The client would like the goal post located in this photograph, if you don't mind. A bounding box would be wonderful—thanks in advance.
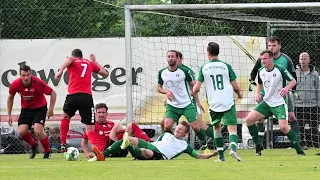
[125,2,320,149]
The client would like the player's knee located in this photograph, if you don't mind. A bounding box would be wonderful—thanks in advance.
[279,122,290,133]
[63,113,71,119]
[288,112,296,122]
[141,148,153,158]
[18,130,28,137]
[190,121,200,131]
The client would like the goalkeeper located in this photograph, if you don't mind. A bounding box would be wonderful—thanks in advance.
[248,36,300,155]
[90,121,218,161]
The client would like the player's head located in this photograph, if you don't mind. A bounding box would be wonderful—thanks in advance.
[19,65,32,86]
[207,42,219,58]
[260,50,274,66]
[299,52,310,68]
[95,103,108,123]
[71,49,83,58]
[267,36,281,55]
[174,121,190,139]
[167,50,178,67]
[176,51,183,66]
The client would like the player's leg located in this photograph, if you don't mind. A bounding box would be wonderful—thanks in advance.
[79,94,98,149]
[160,114,165,133]
[209,110,224,161]
[124,136,161,160]
[126,123,150,142]
[311,107,320,148]
[246,101,272,155]
[287,92,301,146]
[17,108,38,159]
[60,94,77,152]
[164,104,181,133]
[272,104,304,156]
[256,94,265,146]
[223,105,242,161]
[32,105,51,158]
[194,104,210,150]
[183,103,206,150]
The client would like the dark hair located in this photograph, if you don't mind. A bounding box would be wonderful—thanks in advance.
[176,51,183,59]
[179,121,190,133]
[71,49,83,58]
[95,103,108,111]
[50,127,60,134]
[267,36,281,45]
[260,50,274,58]
[167,50,178,57]
[19,65,31,73]
[207,42,219,56]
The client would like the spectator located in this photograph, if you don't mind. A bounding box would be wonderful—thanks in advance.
[49,127,61,153]
[295,52,320,149]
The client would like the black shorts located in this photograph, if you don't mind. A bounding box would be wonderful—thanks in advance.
[63,93,95,125]
[18,105,47,129]
[105,140,129,157]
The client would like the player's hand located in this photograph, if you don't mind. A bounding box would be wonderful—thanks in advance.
[163,98,167,106]
[237,91,243,99]
[248,79,256,91]
[55,71,63,80]
[255,93,261,103]
[86,153,94,159]
[197,102,205,113]
[280,88,289,97]
[47,108,54,119]
[90,54,96,62]
[166,91,174,101]
[7,116,13,126]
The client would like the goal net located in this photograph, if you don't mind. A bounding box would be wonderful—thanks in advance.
[125,3,320,149]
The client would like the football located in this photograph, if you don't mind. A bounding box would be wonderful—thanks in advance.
[64,147,80,161]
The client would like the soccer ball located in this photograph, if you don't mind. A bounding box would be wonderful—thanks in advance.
[64,147,80,161]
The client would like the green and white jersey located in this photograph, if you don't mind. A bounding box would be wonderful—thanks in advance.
[158,66,195,108]
[198,59,237,112]
[152,132,198,160]
[258,64,294,107]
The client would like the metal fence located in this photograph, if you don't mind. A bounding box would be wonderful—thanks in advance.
[1,1,320,154]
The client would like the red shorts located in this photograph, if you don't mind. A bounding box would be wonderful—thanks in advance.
[116,130,125,140]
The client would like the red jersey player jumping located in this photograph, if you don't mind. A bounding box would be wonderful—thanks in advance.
[7,65,57,159]
[55,49,108,152]
[82,103,151,159]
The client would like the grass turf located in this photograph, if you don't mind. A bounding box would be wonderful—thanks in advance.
[0,149,320,180]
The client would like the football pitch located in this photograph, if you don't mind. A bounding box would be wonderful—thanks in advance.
[1,149,320,180]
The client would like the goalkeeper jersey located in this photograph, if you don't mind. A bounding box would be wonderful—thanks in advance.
[158,66,195,108]
[152,132,198,160]
[197,59,237,112]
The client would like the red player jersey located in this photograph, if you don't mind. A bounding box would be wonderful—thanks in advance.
[67,58,100,95]
[83,121,115,152]
[9,76,52,109]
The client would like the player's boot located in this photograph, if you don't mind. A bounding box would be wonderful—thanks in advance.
[199,144,208,151]
[229,150,242,162]
[61,144,67,153]
[214,157,225,162]
[43,151,51,159]
[120,132,130,150]
[297,151,305,157]
[88,156,98,162]
[91,145,105,161]
[255,144,264,156]
[30,142,38,159]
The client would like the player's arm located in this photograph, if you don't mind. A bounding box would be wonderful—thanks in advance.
[282,70,296,91]
[249,58,261,85]
[81,132,93,158]
[55,56,74,79]
[7,82,17,126]
[90,54,108,77]
[185,145,216,159]
[48,90,57,117]
[193,66,204,94]
[284,54,297,90]
[227,64,242,98]
[255,73,263,102]
[157,70,173,100]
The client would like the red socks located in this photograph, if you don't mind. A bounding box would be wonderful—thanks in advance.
[131,123,150,142]
[39,136,50,153]
[87,130,97,145]
[60,118,70,144]
[21,131,36,146]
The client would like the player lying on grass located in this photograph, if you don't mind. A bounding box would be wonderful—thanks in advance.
[90,121,217,161]
[82,103,150,159]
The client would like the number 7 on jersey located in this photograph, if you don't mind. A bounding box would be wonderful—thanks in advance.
[80,63,88,77]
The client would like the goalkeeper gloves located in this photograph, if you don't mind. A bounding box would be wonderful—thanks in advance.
[248,79,257,91]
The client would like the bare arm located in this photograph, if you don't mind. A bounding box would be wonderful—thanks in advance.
[7,94,14,118]
[90,54,108,77]
[256,83,262,96]
[49,90,57,112]
[195,152,217,159]
[231,80,242,98]
[285,79,297,91]
[81,138,90,157]
[193,81,202,94]
[59,57,74,73]
[157,84,168,94]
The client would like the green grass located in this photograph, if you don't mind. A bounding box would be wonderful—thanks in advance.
[1,149,320,180]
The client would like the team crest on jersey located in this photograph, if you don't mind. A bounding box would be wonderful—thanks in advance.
[273,73,276,77]
[166,80,174,88]
[176,74,180,77]
[264,81,271,88]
